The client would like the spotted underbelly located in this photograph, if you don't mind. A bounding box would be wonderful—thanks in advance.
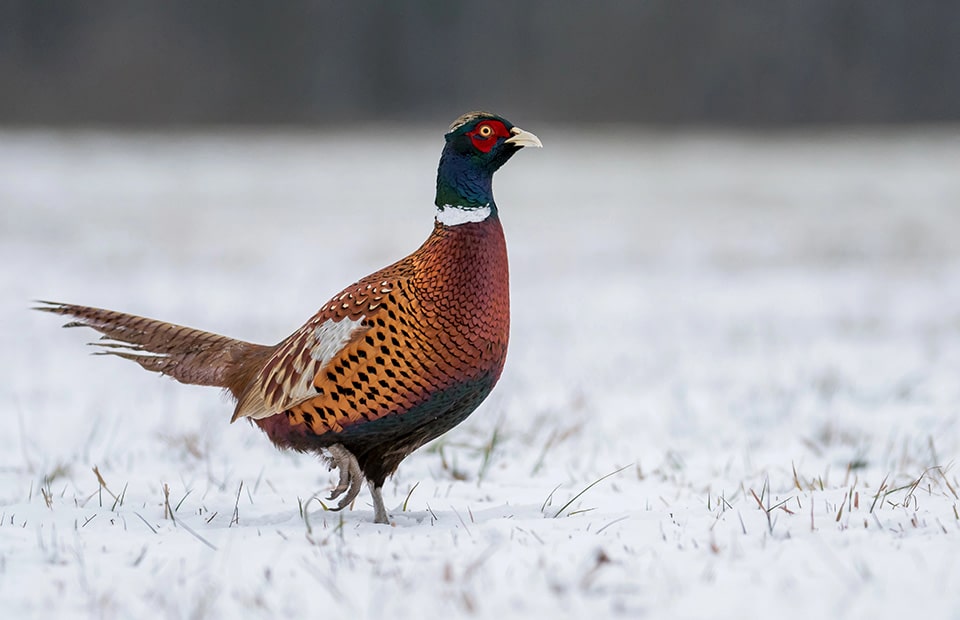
[255,372,497,454]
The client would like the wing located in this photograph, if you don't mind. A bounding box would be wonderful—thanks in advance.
[232,278,397,421]
[280,275,448,436]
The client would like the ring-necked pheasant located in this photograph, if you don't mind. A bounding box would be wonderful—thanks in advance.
[36,112,541,524]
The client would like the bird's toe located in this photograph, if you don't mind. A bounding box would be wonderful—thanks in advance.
[325,443,364,510]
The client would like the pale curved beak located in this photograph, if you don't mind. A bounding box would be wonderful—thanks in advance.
[505,126,543,148]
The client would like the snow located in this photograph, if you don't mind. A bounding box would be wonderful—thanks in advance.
[2,126,960,619]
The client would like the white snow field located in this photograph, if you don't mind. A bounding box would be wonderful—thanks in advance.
[2,126,960,619]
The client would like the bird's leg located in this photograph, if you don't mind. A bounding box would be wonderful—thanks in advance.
[325,444,363,511]
[369,483,389,524]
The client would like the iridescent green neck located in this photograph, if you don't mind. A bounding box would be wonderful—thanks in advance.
[435,143,497,210]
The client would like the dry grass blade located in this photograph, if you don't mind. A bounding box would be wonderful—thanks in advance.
[792,461,803,490]
[596,515,629,534]
[451,506,473,538]
[111,483,128,511]
[160,486,217,551]
[553,464,631,518]
[541,484,561,512]
[935,467,958,500]
[133,512,157,535]
[175,490,192,512]
[162,483,173,520]
[899,469,933,508]
[230,481,243,527]
[174,517,218,551]
[869,474,890,514]
[92,466,125,510]
[402,481,420,512]
[749,488,765,511]
[40,486,53,510]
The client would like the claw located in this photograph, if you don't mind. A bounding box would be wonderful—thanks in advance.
[324,444,363,511]
[327,450,352,500]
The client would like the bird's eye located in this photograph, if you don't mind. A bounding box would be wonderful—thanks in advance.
[477,124,494,138]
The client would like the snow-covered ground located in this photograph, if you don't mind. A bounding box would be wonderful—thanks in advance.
[2,126,959,619]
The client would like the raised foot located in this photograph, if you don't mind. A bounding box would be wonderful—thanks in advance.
[324,444,363,511]
[323,444,390,523]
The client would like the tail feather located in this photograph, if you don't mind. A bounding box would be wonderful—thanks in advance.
[35,301,272,395]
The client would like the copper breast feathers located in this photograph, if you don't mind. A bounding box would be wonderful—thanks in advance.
[234,218,510,438]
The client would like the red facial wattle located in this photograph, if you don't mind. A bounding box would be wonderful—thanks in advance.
[467,120,511,153]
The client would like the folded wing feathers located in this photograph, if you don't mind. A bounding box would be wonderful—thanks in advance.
[232,314,367,421]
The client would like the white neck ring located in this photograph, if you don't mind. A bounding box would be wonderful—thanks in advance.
[435,203,492,226]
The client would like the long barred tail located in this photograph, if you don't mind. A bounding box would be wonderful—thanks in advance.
[35,301,272,394]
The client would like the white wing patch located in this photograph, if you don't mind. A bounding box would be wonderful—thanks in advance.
[311,316,365,365]
[234,314,367,421]
[278,315,366,410]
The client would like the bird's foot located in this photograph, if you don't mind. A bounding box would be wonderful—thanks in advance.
[324,444,363,511]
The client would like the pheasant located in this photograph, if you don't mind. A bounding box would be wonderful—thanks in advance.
[36,112,541,524]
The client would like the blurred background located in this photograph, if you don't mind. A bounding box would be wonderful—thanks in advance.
[2,0,959,127]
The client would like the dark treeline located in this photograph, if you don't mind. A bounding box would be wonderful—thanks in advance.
[1,1,958,126]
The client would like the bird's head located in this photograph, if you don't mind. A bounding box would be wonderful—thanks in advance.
[436,111,542,211]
